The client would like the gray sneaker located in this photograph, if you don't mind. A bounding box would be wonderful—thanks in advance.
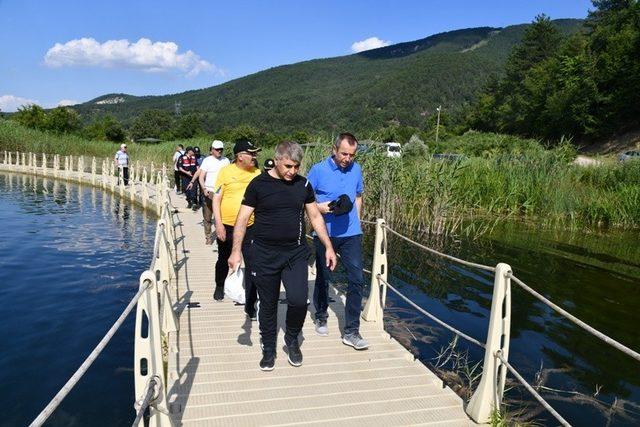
[342,333,369,350]
[315,319,328,337]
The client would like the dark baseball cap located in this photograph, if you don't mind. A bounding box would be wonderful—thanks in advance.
[328,194,353,216]
[233,139,261,155]
[263,158,275,170]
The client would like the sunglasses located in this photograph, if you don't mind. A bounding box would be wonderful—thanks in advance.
[213,148,223,151]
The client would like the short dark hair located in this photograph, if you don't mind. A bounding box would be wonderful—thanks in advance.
[334,132,358,150]
[178,144,184,149]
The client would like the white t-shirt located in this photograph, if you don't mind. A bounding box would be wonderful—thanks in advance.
[200,155,230,190]
[172,150,184,171]
[115,150,129,167]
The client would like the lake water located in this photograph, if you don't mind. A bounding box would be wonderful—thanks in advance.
[359,220,640,426]
[0,173,155,426]
[2,171,638,426]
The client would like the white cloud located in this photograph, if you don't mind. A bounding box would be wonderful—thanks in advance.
[351,36,392,53]
[44,37,217,77]
[0,95,39,112]
[57,99,79,107]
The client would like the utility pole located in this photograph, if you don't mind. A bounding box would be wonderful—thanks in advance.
[435,105,441,144]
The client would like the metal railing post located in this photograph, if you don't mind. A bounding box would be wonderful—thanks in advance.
[466,262,512,423]
[362,219,387,327]
[133,271,172,427]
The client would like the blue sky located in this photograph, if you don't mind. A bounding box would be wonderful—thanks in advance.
[0,0,593,112]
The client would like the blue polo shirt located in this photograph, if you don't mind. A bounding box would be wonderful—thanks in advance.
[307,156,363,238]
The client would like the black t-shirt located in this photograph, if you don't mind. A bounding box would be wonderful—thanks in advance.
[242,173,315,247]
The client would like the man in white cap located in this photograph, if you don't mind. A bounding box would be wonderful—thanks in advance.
[188,140,230,244]
[114,143,129,185]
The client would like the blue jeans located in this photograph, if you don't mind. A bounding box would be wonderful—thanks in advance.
[313,235,364,336]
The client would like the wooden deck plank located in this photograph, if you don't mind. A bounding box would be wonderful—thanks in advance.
[166,191,473,426]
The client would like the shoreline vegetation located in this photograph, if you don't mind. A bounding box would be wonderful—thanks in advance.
[2,120,638,235]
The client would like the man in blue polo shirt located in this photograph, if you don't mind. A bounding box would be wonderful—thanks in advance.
[307,132,368,350]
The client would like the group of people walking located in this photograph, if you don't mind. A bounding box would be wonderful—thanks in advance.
[173,133,368,371]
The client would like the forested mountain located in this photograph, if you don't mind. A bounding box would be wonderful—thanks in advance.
[468,2,640,141]
[74,19,583,134]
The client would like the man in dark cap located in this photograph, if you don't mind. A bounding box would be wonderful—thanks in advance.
[212,139,261,304]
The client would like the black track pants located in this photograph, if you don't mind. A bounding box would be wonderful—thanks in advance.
[250,241,310,352]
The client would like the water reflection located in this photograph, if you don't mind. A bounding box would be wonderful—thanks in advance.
[363,221,640,426]
[0,172,156,426]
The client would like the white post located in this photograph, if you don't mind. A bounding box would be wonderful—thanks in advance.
[362,219,388,327]
[42,153,47,176]
[466,263,512,423]
[133,271,172,427]
[91,157,97,185]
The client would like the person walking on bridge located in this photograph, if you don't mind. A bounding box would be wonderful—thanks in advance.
[172,144,185,193]
[307,132,368,350]
[212,140,261,303]
[114,143,129,186]
[177,146,199,210]
[187,140,229,245]
[229,141,337,371]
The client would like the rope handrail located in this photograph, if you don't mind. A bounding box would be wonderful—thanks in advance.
[382,224,496,272]
[495,351,571,427]
[378,274,486,349]
[29,279,152,427]
[508,273,640,363]
[131,377,158,427]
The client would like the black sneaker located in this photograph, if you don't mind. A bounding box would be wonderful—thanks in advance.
[191,204,198,211]
[187,201,193,209]
[213,286,224,301]
[259,350,276,371]
[286,340,303,367]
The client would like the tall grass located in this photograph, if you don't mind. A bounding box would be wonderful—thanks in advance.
[2,120,638,233]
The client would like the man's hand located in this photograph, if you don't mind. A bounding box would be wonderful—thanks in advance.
[316,201,332,214]
[325,247,337,271]
[203,189,211,198]
[215,223,226,241]
[186,181,194,190]
[228,250,242,273]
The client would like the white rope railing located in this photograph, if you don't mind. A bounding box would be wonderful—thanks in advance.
[363,219,639,425]
[29,280,151,427]
[3,152,175,426]
[508,273,640,363]
[131,377,159,427]
[378,274,486,348]
[495,351,571,427]
[383,224,496,272]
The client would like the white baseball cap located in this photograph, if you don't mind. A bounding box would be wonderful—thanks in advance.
[211,140,224,149]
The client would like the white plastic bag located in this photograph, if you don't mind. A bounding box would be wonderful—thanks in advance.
[224,267,246,304]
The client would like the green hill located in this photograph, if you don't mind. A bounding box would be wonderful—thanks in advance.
[75,19,583,134]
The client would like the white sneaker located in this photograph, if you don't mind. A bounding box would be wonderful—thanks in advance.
[342,333,369,350]
[315,319,328,336]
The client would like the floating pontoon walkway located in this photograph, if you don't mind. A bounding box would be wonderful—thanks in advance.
[165,192,473,426]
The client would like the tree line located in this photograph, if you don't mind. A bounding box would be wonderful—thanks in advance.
[466,0,640,142]
[8,2,637,148]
